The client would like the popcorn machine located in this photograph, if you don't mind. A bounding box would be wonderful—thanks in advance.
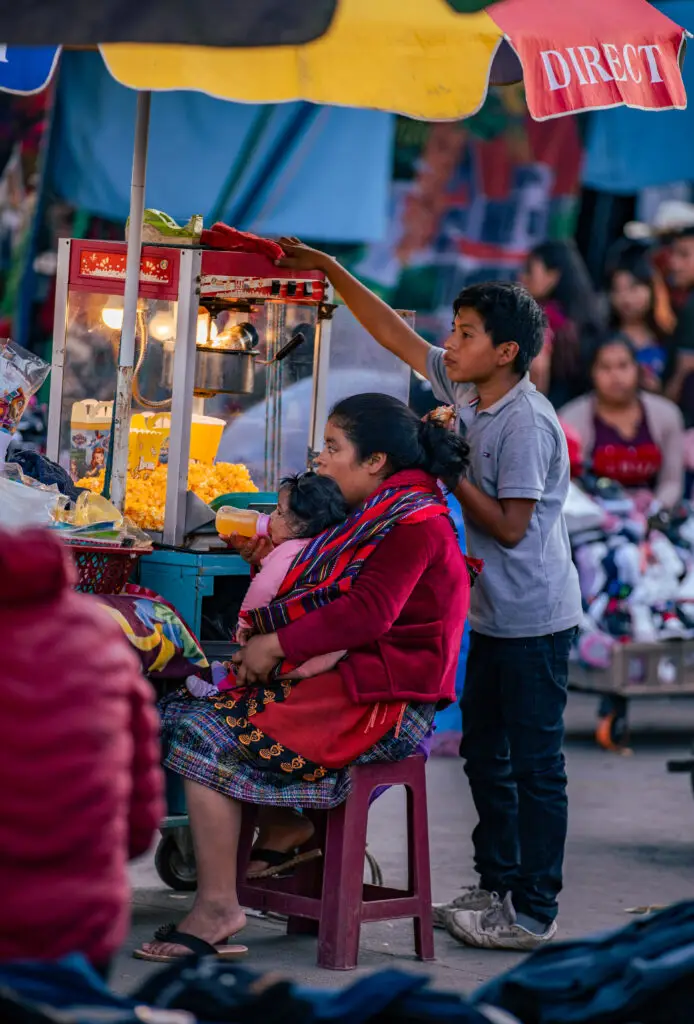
[46,238,332,546]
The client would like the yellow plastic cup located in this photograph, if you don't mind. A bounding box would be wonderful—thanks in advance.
[128,428,164,472]
[148,412,224,465]
[190,415,225,464]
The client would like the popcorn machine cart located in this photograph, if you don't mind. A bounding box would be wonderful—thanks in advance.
[45,238,334,634]
[46,237,413,644]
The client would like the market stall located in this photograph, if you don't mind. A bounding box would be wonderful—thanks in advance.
[565,477,694,750]
[0,0,689,893]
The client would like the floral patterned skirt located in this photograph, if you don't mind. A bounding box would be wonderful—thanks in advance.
[160,688,435,809]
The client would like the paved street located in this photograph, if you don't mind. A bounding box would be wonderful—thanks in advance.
[116,693,694,997]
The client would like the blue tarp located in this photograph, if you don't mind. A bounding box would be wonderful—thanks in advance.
[50,52,394,242]
[582,2,694,194]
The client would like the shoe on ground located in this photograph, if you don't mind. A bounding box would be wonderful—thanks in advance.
[432,886,494,929]
[446,891,557,951]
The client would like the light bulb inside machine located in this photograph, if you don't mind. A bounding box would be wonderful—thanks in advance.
[101,297,124,330]
[149,310,176,342]
[196,311,218,346]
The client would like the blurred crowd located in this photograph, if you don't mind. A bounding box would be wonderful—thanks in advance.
[520,203,694,511]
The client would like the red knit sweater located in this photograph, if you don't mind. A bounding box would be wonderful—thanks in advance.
[279,514,469,707]
[0,530,163,966]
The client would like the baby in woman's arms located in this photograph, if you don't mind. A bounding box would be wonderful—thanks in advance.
[187,472,349,697]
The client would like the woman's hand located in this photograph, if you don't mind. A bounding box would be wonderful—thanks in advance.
[232,633,284,686]
[224,533,273,565]
[276,237,332,273]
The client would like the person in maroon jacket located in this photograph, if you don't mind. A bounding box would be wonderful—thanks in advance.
[138,393,471,961]
[0,529,163,974]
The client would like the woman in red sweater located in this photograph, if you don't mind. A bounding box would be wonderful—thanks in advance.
[0,529,163,973]
[138,393,471,961]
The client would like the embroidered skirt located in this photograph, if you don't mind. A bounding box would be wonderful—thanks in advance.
[160,690,435,809]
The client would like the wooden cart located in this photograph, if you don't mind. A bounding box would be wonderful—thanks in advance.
[569,639,694,750]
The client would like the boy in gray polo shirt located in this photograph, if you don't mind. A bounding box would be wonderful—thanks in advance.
[276,241,582,951]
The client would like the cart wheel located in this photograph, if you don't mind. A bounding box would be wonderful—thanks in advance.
[155,833,197,891]
[595,709,630,753]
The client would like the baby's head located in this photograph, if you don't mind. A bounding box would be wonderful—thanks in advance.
[270,472,348,545]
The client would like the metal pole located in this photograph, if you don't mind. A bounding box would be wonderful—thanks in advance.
[308,289,335,465]
[108,90,151,510]
[45,239,71,463]
[163,248,201,547]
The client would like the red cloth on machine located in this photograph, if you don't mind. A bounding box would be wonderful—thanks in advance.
[0,530,163,967]
[200,222,284,260]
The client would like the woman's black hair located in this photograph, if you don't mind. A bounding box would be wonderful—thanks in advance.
[589,335,639,373]
[604,241,673,343]
[529,240,601,331]
[280,472,349,538]
[329,393,470,491]
[527,240,603,395]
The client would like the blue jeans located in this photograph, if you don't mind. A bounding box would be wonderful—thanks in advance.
[460,627,576,925]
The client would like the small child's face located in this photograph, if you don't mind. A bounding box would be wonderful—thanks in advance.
[269,487,300,545]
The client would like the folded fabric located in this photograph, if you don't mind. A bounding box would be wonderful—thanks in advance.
[135,960,494,1024]
[200,223,284,260]
[474,899,694,1024]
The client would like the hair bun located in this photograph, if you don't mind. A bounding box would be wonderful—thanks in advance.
[417,417,469,490]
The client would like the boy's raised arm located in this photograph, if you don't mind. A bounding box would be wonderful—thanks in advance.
[277,237,432,378]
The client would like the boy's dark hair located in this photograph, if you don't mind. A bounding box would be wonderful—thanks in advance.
[280,472,349,538]
[453,281,546,375]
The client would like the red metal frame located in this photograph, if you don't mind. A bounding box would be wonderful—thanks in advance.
[68,240,181,301]
[67,240,328,305]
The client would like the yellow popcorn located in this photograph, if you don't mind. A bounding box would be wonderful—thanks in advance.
[76,461,258,531]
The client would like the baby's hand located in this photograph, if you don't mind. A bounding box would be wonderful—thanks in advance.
[225,533,273,565]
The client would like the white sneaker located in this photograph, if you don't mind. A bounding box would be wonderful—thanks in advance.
[432,886,494,929]
[446,891,557,951]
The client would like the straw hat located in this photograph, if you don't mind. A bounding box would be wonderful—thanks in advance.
[624,200,694,240]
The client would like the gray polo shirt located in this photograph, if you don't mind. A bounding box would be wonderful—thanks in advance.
[427,347,581,638]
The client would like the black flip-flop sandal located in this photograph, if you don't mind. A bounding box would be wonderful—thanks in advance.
[133,922,248,962]
[246,846,323,880]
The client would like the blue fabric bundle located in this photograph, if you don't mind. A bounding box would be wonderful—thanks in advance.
[0,957,495,1023]
[474,899,694,1024]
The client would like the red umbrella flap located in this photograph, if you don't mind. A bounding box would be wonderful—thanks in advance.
[489,0,688,120]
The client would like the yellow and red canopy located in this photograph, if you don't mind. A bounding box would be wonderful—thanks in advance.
[98,0,688,121]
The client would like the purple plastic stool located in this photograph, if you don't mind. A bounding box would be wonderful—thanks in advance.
[237,754,435,970]
[370,730,433,804]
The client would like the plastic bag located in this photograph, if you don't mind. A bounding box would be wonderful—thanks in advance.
[0,474,66,528]
[72,491,123,528]
[0,338,50,463]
